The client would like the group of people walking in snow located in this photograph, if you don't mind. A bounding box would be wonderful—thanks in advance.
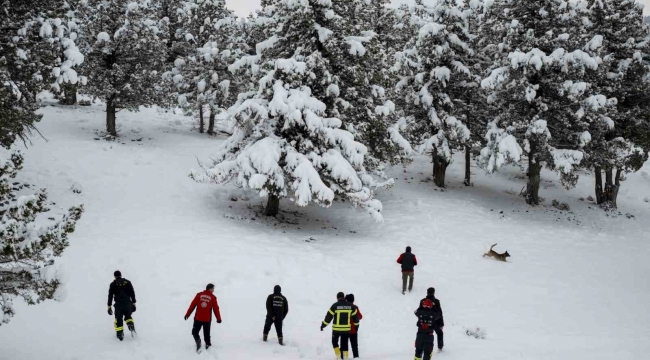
[106,246,443,359]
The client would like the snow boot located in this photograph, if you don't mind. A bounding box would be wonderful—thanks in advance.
[278,337,284,346]
[263,334,268,342]
[116,331,124,341]
[342,351,349,360]
[196,340,202,353]
[206,344,211,350]
[333,347,341,360]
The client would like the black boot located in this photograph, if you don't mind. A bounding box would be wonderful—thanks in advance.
[196,340,202,353]
[117,331,124,341]
[263,334,268,342]
[206,344,211,350]
[278,337,284,346]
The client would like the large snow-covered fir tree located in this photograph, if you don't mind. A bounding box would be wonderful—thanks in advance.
[394,0,474,188]
[192,0,387,222]
[1,0,84,146]
[78,0,169,137]
[164,0,243,135]
[479,0,615,205]
[579,0,650,208]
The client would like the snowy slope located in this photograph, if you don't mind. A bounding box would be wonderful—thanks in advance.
[1,99,649,360]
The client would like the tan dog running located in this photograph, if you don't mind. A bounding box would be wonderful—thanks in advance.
[483,244,510,262]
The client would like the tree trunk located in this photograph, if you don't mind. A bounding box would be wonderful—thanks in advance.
[594,166,603,204]
[106,98,117,137]
[265,194,280,217]
[207,108,216,135]
[526,149,542,205]
[432,153,448,188]
[612,169,621,208]
[603,168,621,208]
[198,104,204,134]
[604,167,613,204]
[62,84,77,105]
[464,145,471,186]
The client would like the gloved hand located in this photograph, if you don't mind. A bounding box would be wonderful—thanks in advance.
[320,324,325,331]
[132,303,136,313]
[184,315,189,321]
[107,306,113,316]
[217,319,222,324]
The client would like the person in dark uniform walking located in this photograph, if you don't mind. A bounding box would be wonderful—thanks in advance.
[397,246,418,294]
[415,287,444,352]
[413,298,441,360]
[321,292,360,360]
[185,283,222,353]
[107,270,137,341]
[263,285,289,345]
[345,294,363,358]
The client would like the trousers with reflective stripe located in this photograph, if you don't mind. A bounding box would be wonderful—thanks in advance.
[113,304,134,333]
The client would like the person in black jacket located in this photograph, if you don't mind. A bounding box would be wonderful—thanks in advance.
[413,298,441,360]
[415,287,444,351]
[107,270,137,341]
[397,246,418,294]
[345,294,363,359]
[321,292,360,360]
[263,285,288,345]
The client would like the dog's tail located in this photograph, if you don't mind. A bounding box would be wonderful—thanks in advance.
[490,243,497,250]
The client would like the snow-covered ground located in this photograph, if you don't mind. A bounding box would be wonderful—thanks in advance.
[1,99,649,360]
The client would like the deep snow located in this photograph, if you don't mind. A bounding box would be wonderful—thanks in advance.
[1,99,649,360]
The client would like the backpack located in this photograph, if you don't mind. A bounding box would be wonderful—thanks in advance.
[416,299,441,331]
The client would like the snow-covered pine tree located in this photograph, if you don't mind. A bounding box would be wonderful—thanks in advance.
[164,0,242,135]
[580,0,650,208]
[451,0,491,187]
[0,2,85,325]
[0,152,83,326]
[53,1,86,106]
[479,0,615,205]
[326,0,413,171]
[78,0,169,137]
[394,0,473,188]
[192,0,386,222]
[2,0,84,145]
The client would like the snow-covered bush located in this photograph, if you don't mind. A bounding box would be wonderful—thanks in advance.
[465,327,487,339]
[552,199,571,211]
[0,152,83,326]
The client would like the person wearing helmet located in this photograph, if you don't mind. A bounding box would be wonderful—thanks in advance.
[414,298,441,360]
[415,287,444,352]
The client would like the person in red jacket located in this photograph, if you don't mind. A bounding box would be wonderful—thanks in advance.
[185,283,222,353]
[345,294,363,359]
[397,246,418,294]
